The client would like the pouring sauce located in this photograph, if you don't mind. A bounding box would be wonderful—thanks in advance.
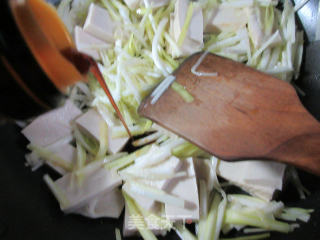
[61,47,132,137]
[9,0,131,136]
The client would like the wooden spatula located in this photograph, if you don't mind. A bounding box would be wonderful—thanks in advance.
[138,52,320,175]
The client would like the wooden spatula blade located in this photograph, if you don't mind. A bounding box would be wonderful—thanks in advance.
[138,53,320,174]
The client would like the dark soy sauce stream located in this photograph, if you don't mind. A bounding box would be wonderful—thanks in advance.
[61,47,132,138]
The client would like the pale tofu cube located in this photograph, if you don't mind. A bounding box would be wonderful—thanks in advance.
[76,109,105,140]
[124,0,142,9]
[75,188,124,218]
[123,204,166,237]
[122,182,159,213]
[217,160,286,201]
[55,167,122,212]
[75,109,129,154]
[123,156,183,213]
[133,144,171,168]
[123,206,136,237]
[108,127,130,154]
[21,100,81,147]
[74,26,110,60]
[25,143,76,175]
[173,0,203,43]
[83,3,116,43]
[165,158,199,221]
[246,6,264,48]
[124,0,169,9]
[187,7,203,43]
[148,0,169,8]
[205,5,248,33]
[172,0,203,56]
[46,143,76,175]
[25,152,43,170]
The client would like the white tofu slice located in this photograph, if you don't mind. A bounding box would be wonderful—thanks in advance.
[147,0,169,8]
[74,26,110,60]
[21,100,81,147]
[172,0,203,56]
[122,182,158,213]
[246,6,264,48]
[83,3,116,43]
[123,204,166,237]
[173,0,203,43]
[124,0,169,10]
[217,160,286,201]
[168,13,180,58]
[54,166,122,212]
[108,128,130,154]
[165,158,199,222]
[205,5,248,33]
[123,0,141,9]
[46,143,76,175]
[75,109,104,140]
[133,144,172,168]
[123,156,183,213]
[75,188,124,218]
[25,142,76,175]
[75,109,129,154]
[25,152,43,171]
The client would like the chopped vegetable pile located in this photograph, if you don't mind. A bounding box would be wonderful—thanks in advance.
[22,0,314,239]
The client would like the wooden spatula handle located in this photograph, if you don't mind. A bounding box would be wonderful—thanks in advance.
[266,133,320,175]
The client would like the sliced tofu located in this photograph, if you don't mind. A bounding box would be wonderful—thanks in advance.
[246,6,264,48]
[123,156,183,213]
[122,182,159,214]
[25,152,43,170]
[74,26,110,60]
[75,109,104,140]
[54,166,122,212]
[83,3,116,43]
[217,160,286,201]
[123,204,166,237]
[25,143,76,175]
[172,0,203,56]
[21,100,81,147]
[124,0,142,10]
[218,28,251,56]
[165,158,199,222]
[108,127,130,154]
[133,144,172,168]
[46,143,76,175]
[75,188,124,218]
[147,0,169,8]
[123,205,137,237]
[173,0,203,43]
[205,5,248,34]
[75,109,129,154]
[124,0,169,10]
